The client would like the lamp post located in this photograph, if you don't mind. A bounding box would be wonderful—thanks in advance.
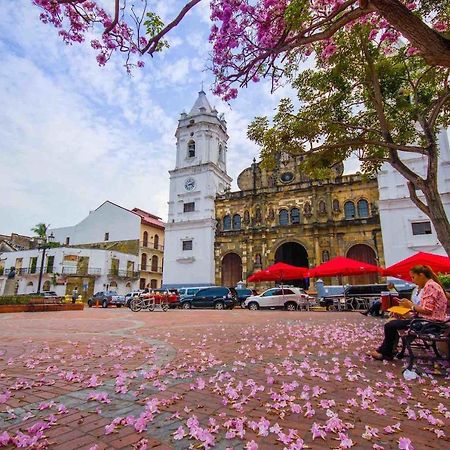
[37,232,54,294]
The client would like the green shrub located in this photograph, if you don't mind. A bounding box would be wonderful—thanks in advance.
[439,274,450,289]
[0,296,35,305]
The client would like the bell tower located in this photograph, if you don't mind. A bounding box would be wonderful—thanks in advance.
[163,90,232,287]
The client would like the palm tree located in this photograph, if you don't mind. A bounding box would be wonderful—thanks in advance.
[31,223,49,240]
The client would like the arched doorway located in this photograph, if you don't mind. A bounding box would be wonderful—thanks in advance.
[346,244,378,284]
[221,253,242,287]
[274,242,309,288]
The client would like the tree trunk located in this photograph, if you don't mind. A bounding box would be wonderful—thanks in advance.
[369,0,450,68]
[419,185,450,256]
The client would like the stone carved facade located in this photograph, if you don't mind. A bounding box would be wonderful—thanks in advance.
[215,158,384,288]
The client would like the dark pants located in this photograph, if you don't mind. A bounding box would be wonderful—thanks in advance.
[377,319,412,357]
[72,297,76,304]
[368,300,382,316]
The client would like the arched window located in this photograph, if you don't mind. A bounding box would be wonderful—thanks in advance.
[218,144,224,162]
[223,215,232,231]
[318,200,327,215]
[255,207,262,222]
[357,199,369,218]
[322,250,330,262]
[232,214,241,230]
[332,199,340,212]
[141,253,147,271]
[344,201,356,219]
[290,208,300,224]
[188,140,195,158]
[151,255,158,272]
[143,231,148,247]
[154,234,159,249]
[279,209,289,226]
[43,280,51,292]
[244,210,250,224]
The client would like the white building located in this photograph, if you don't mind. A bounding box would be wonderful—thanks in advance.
[50,200,141,246]
[163,90,232,287]
[378,130,450,265]
[0,247,139,297]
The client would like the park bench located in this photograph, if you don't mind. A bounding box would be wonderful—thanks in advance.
[397,318,450,374]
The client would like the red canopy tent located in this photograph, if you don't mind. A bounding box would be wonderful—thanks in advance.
[382,252,450,282]
[308,256,382,278]
[247,262,309,282]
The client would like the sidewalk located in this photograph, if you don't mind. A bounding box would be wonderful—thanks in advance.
[0,309,448,449]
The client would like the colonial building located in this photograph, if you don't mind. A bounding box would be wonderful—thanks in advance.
[163,90,232,287]
[378,129,450,266]
[132,208,165,289]
[215,155,384,287]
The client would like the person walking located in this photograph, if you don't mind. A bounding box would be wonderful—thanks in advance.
[72,287,78,304]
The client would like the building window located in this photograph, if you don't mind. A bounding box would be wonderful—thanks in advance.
[42,280,51,292]
[46,256,54,274]
[318,200,327,215]
[151,255,158,272]
[154,234,159,249]
[232,214,241,230]
[332,199,340,212]
[29,257,37,274]
[255,253,262,265]
[143,231,148,247]
[357,199,369,218]
[412,221,432,235]
[218,144,224,162]
[65,237,70,245]
[141,253,147,271]
[139,278,146,289]
[184,202,195,213]
[279,209,289,226]
[344,201,356,219]
[182,240,193,251]
[290,208,300,224]
[223,215,232,231]
[322,250,330,262]
[188,140,196,158]
[104,232,109,241]
[150,279,157,289]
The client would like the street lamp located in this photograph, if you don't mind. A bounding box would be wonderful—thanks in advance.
[37,232,54,294]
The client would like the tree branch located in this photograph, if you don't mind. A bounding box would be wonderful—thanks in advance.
[104,0,120,34]
[428,89,450,129]
[407,181,430,216]
[140,0,202,55]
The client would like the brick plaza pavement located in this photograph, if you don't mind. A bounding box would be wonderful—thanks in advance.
[0,308,449,449]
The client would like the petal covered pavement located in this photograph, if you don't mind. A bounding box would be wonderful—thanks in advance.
[0,309,448,449]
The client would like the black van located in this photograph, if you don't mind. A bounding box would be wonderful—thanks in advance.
[180,287,235,310]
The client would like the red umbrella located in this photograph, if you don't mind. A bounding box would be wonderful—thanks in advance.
[383,252,450,281]
[308,256,382,278]
[247,262,308,282]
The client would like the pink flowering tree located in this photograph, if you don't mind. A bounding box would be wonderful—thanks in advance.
[33,1,449,97]
[247,23,450,254]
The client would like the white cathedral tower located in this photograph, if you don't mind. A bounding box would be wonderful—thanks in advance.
[162,90,232,287]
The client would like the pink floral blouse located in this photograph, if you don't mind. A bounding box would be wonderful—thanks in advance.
[419,279,447,321]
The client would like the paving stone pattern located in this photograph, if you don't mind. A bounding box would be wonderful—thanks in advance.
[0,309,449,449]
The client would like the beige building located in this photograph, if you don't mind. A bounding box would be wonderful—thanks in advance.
[132,208,165,289]
[214,156,384,288]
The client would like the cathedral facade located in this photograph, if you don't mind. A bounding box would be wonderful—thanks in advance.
[214,155,384,288]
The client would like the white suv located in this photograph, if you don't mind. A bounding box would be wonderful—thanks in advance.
[243,287,314,311]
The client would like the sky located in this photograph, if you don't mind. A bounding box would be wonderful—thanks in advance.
[0,0,358,237]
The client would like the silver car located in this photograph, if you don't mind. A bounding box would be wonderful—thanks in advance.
[243,287,314,311]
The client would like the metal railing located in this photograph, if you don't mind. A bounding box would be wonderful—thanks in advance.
[108,269,140,278]
[61,266,102,276]
[140,241,164,251]
[138,265,163,273]
[4,267,55,275]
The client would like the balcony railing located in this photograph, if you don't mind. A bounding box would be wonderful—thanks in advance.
[108,269,140,278]
[4,267,54,275]
[61,266,102,276]
[138,265,163,273]
[140,241,164,251]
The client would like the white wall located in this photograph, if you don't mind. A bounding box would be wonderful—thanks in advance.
[50,201,140,245]
[378,130,450,265]
[0,247,139,295]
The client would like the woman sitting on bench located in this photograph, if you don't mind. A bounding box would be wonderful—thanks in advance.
[368,265,447,361]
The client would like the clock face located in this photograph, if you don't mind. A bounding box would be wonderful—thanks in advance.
[184,178,196,191]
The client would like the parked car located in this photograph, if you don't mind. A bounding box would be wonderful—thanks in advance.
[125,290,146,307]
[180,287,235,310]
[243,287,313,311]
[88,291,125,308]
[229,287,257,306]
[177,286,211,300]
[140,289,180,308]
